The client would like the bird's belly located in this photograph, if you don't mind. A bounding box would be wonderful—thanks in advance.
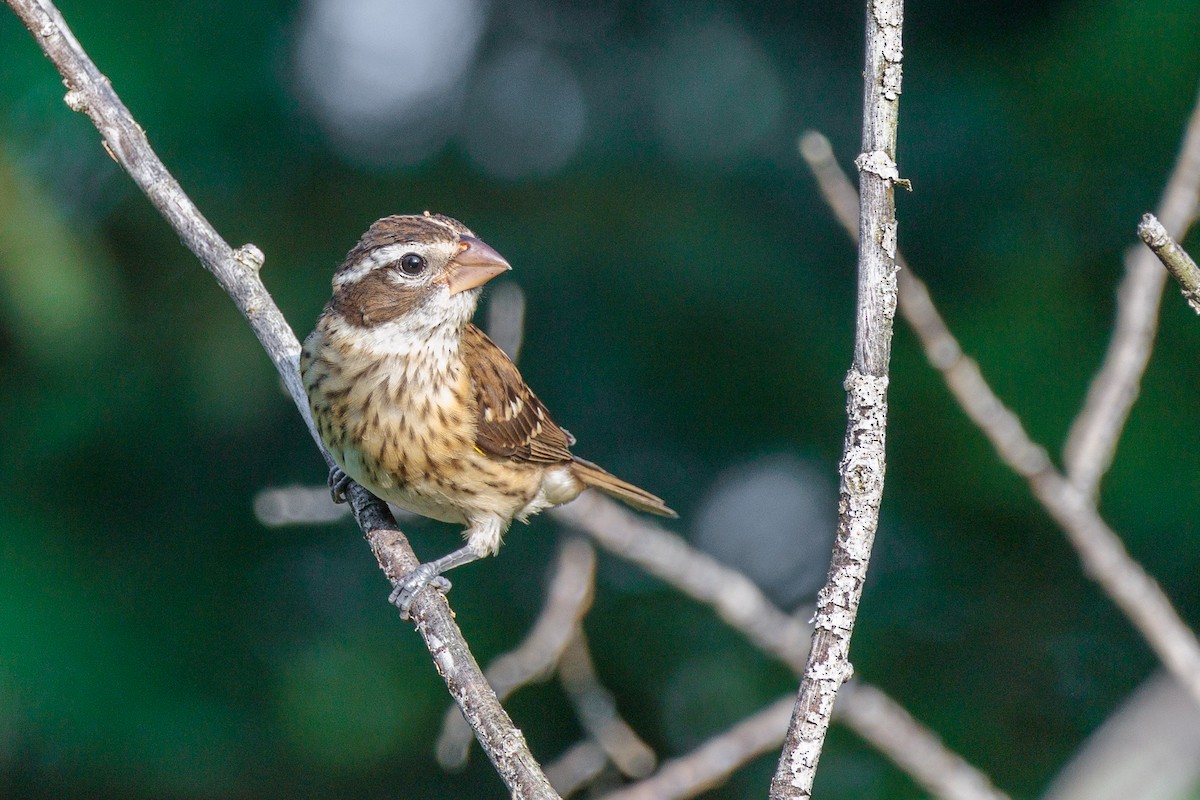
[340,416,550,525]
[307,346,565,525]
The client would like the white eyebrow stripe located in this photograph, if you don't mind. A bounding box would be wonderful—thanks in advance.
[333,243,421,287]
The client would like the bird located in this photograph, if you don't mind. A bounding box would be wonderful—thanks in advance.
[300,212,675,614]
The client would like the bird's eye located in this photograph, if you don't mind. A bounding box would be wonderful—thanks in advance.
[398,253,427,276]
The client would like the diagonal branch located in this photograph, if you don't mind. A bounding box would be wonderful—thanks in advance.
[1062,84,1200,496]
[256,479,1010,796]
[800,130,1200,708]
[598,685,1008,800]
[545,741,611,798]
[3,1,557,796]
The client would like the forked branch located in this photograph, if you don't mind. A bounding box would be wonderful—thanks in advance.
[799,132,1200,708]
[1063,85,1200,495]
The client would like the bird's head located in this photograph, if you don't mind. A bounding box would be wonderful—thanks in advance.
[328,212,511,332]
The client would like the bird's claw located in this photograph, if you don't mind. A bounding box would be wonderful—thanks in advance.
[389,565,452,619]
[328,466,353,504]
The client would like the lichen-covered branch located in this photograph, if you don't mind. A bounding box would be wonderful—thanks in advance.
[4,1,557,796]
[770,1,905,796]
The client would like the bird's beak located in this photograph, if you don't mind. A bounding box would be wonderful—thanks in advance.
[446,236,511,295]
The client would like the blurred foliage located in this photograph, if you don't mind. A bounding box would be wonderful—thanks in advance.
[2,0,1200,798]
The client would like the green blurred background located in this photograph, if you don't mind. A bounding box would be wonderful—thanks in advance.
[2,0,1200,797]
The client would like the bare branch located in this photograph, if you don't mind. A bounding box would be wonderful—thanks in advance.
[600,696,795,800]
[771,2,905,796]
[556,496,1008,800]
[438,539,597,770]
[593,684,1010,800]
[278,488,1002,796]
[835,683,1009,800]
[435,535,650,786]
[800,133,1200,709]
[1063,84,1200,496]
[1137,213,1200,314]
[798,132,864,244]
[3,1,557,795]
[558,634,657,779]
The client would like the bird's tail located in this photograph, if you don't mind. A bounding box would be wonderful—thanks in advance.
[570,457,677,518]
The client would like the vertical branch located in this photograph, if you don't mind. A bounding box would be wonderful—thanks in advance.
[770,1,904,797]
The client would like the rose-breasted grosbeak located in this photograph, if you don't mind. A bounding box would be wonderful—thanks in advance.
[301,213,675,612]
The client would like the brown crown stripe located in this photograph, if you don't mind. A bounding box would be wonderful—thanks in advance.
[336,213,474,280]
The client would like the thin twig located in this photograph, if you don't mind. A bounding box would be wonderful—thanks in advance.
[600,696,795,800]
[438,539,597,770]
[558,633,657,779]
[1063,84,1200,496]
[556,495,1009,800]
[1137,213,1200,314]
[3,1,558,796]
[771,1,905,796]
[800,131,1200,708]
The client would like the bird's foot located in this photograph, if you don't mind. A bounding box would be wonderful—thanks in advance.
[389,565,453,619]
[328,466,353,504]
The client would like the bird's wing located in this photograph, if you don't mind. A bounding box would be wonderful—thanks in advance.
[462,324,575,463]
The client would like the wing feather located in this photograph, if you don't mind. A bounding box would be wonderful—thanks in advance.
[463,324,574,464]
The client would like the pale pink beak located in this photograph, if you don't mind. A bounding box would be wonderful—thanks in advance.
[446,236,511,295]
